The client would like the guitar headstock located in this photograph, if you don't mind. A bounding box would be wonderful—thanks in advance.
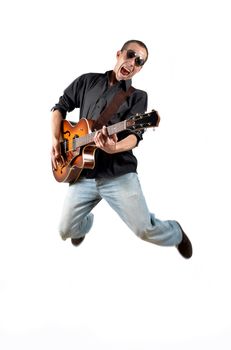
[126,110,160,131]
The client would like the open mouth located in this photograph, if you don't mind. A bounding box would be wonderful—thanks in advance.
[120,66,132,76]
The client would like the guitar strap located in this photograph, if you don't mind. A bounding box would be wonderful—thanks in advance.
[92,86,135,130]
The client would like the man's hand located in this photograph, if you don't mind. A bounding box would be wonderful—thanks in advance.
[51,110,65,170]
[51,138,64,170]
[94,126,118,154]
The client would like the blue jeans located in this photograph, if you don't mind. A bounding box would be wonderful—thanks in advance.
[59,173,182,246]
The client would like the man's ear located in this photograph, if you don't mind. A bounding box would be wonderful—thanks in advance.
[116,50,122,58]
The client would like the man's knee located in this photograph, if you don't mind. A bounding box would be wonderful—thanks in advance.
[59,213,94,240]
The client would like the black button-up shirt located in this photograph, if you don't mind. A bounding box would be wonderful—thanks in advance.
[52,70,148,178]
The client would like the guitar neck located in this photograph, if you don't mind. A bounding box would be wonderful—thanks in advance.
[73,120,127,148]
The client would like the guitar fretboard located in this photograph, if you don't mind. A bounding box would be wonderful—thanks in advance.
[72,120,127,149]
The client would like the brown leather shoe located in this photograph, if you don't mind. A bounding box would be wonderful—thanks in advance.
[176,223,193,259]
[71,236,85,247]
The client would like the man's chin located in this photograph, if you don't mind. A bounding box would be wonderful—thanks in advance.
[117,74,131,81]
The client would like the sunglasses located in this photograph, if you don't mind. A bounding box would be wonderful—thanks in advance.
[125,49,146,67]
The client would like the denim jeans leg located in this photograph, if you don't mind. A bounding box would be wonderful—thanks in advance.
[96,173,182,246]
[59,178,101,240]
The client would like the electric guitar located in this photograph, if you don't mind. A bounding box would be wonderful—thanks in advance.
[52,110,160,183]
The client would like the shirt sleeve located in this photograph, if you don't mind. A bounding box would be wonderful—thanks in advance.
[119,89,148,145]
[51,75,84,118]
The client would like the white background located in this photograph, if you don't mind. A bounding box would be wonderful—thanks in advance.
[0,0,230,349]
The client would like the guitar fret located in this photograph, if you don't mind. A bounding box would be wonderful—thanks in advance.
[108,121,126,135]
[72,132,95,150]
